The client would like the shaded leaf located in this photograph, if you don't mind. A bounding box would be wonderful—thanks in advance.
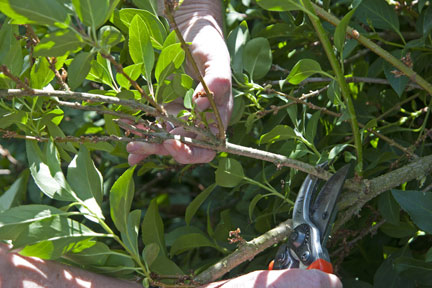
[72,0,109,29]
[249,194,264,221]
[256,0,317,19]
[355,0,400,36]
[34,29,83,57]
[378,191,400,225]
[0,21,23,75]
[0,170,29,212]
[155,43,184,83]
[242,37,272,80]
[98,25,125,49]
[143,242,160,267]
[129,15,154,81]
[68,52,93,90]
[260,125,296,144]
[185,183,216,225]
[170,233,216,256]
[121,209,141,257]
[286,59,324,85]
[215,158,245,188]
[334,8,356,52]
[141,199,166,256]
[227,20,249,76]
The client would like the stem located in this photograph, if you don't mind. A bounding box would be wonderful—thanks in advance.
[244,176,294,205]
[301,0,363,175]
[311,3,432,96]
[164,3,226,142]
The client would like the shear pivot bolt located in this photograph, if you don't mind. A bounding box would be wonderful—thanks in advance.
[301,251,310,262]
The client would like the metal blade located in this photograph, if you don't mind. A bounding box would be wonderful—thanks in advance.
[310,164,350,240]
[292,175,319,227]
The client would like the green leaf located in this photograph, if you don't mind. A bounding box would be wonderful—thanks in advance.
[305,111,321,143]
[129,15,154,80]
[394,257,432,284]
[72,0,109,29]
[170,233,216,256]
[141,199,166,256]
[118,9,167,49]
[0,111,28,129]
[67,145,104,221]
[132,0,158,15]
[155,43,185,83]
[334,8,356,52]
[242,37,272,80]
[383,51,409,97]
[355,0,401,37]
[143,242,160,267]
[87,54,115,89]
[110,166,136,233]
[26,140,75,201]
[0,0,70,28]
[419,0,427,12]
[423,6,432,35]
[98,25,125,49]
[0,21,23,75]
[227,20,249,76]
[286,59,324,85]
[392,190,432,233]
[116,63,143,89]
[328,144,349,161]
[185,183,216,225]
[68,51,93,90]
[30,57,55,89]
[380,222,417,238]
[0,170,29,212]
[215,158,245,188]
[259,125,296,144]
[121,209,141,257]
[249,194,264,221]
[256,0,317,19]
[378,191,400,225]
[34,29,83,57]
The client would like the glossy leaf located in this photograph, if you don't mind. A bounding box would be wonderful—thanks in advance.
[260,125,296,144]
[132,0,158,15]
[129,15,154,80]
[0,0,70,28]
[242,37,272,80]
[215,158,245,188]
[110,166,136,233]
[30,57,55,89]
[256,0,317,19]
[67,145,104,220]
[68,52,93,90]
[155,43,184,82]
[26,141,75,201]
[87,54,115,89]
[185,183,216,225]
[34,29,83,57]
[392,189,432,233]
[170,233,216,256]
[334,8,356,52]
[286,59,324,85]
[141,199,166,256]
[305,111,321,143]
[116,63,143,89]
[0,170,29,212]
[227,20,249,76]
[72,0,109,29]
[98,25,124,49]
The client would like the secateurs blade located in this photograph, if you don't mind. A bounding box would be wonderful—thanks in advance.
[269,164,350,274]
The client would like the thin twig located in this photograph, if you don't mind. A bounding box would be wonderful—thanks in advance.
[0,65,34,94]
[164,1,226,142]
[47,57,70,91]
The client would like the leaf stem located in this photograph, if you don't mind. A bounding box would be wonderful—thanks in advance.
[301,0,363,175]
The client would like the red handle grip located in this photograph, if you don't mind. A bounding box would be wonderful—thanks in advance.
[307,258,333,274]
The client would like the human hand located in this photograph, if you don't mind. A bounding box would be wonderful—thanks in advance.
[200,269,342,288]
[127,0,233,165]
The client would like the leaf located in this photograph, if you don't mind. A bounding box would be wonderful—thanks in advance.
[0,111,28,129]
[380,222,417,238]
[68,51,93,90]
[328,144,349,161]
[34,29,83,57]
[129,15,154,80]
[383,52,409,97]
[98,25,125,49]
[249,194,264,221]
[121,209,141,257]
[423,6,432,35]
[110,166,136,233]
[334,8,356,52]
[215,158,245,188]
[227,20,249,76]
[355,0,401,36]
[0,170,29,212]
[132,0,158,15]
[141,199,166,256]
[256,0,317,19]
[286,59,324,85]
[72,0,109,29]
[67,145,104,221]
[118,9,167,49]
[242,37,272,80]
[378,191,400,225]
[87,54,114,89]
[185,183,216,225]
[155,43,185,83]
[26,140,75,201]
[259,125,296,144]
[394,257,432,284]
[143,242,160,267]
[305,111,321,143]
[0,21,23,75]
[392,190,432,233]
[0,0,70,28]
[30,57,55,89]
[116,63,143,89]
[170,233,216,256]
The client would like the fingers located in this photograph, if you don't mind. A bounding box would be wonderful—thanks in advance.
[163,139,216,164]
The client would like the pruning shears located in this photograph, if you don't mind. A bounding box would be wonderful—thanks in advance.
[268,164,350,274]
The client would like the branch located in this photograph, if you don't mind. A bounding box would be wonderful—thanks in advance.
[163,1,226,142]
[194,219,292,284]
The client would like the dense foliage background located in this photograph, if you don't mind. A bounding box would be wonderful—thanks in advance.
[0,0,432,287]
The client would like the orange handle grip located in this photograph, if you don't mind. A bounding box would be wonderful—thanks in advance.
[268,260,275,270]
[306,258,333,274]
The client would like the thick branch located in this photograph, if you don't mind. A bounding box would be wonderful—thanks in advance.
[194,220,292,284]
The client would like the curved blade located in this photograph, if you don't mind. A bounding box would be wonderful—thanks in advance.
[311,164,350,241]
[292,175,318,227]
